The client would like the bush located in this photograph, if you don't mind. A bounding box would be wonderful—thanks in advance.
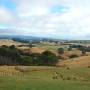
[68,46,72,51]
[81,50,86,55]
[69,54,79,58]
[87,66,90,68]
[58,48,64,54]
[66,77,71,80]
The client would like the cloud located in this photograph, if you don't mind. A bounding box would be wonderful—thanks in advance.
[0,7,14,23]
[0,0,90,39]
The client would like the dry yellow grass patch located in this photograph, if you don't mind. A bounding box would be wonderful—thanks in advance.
[65,50,82,57]
[0,66,22,77]
[57,56,90,68]
[0,66,20,73]
[30,47,45,53]
[0,39,23,46]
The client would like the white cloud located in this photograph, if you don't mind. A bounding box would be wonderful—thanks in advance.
[0,7,14,23]
[18,6,49,18]
[0,0,90,39]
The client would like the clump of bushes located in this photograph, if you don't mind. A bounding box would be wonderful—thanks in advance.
[58,48,64,55]
[66,77,71,80]
[66,67,70,70]
[39,51,58,66]
[69,54,79,58]
[87,66,90,68]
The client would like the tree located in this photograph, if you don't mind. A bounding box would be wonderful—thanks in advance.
[58,48,64,55]
[1,45,8,48]
[19,56,33,65]
[9,45,16,49]
[81,49,86,55]
[30,53,41,65]
[0,45,20,65]
[79,47,87,55]
[29,43,33,48]
[39,51,58,66]
[68,46,72,51]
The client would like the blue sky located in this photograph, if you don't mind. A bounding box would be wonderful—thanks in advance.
[0,0,90,39]
[0,0,16,11]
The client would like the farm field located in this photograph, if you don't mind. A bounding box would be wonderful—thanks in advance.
[0,40,90,90]
[36,44,69,51]
[1,0,90,90]
[0,66,90,90]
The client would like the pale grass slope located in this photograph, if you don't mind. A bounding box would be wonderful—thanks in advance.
[0,39,23,46]
[58,56,90,68]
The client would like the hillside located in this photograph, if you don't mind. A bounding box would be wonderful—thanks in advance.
[0,39,24,46]
[58,56,90,68]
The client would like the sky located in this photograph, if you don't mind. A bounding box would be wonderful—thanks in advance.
[0,0,90,39]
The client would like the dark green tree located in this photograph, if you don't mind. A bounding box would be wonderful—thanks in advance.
[68,46,72,51]
[20,56,33,65]
[39,51,58,66]
[9,45,16,49]
[58,48,64,55]
[81,49,86,55]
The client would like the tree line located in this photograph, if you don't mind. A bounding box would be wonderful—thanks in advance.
[0,45,58,66]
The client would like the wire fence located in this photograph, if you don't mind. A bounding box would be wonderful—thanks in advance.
[0,71,25,77]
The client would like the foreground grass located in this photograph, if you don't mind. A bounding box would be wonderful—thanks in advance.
[0,66,90,90]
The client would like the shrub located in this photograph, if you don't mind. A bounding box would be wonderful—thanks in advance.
[81,50,86,55]
[68,46,72,51]
[58,48,64,54]
[87,66,90,68]
[69,54,79,58]
[66,77,71,80]
[66,67,70,70]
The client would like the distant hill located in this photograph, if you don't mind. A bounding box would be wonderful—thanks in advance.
[0,35,52,43]
[0,35,42,40]
[0,35,62,44]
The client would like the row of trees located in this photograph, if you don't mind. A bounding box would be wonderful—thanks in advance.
[0,45,58,66]
[0,44,88,66]
[69,45,90,54]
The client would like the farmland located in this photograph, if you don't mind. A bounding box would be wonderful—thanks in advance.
[0,39,90,90]
[0,66,90,90]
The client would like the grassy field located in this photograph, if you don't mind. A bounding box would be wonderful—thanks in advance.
[0,40,90,90]
[36,44,69,51]
[0,66,90,90]
[0,39,24,46]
